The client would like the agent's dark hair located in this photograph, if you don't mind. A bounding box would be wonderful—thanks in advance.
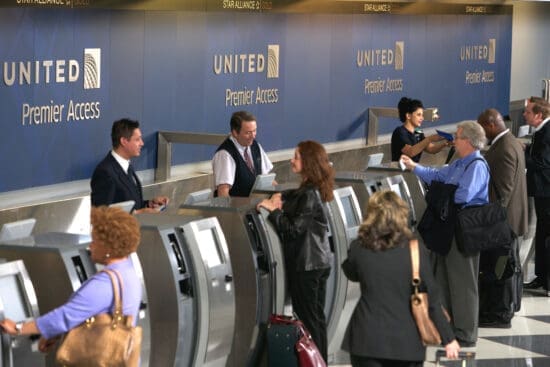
[297,140,335,202]
[397,97,424,123]
[357,190,413,251]
[111,118,140,149]
[230,111,256,133]
[528,96,550,119]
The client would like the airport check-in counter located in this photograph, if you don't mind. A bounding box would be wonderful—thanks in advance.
[251,183,360,364]
[178,197,286,367]
[335,170,418,227]
[0,260,42,367]
[0,232,95,367]
[135,214,235,367]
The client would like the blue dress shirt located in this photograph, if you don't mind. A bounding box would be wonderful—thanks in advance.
[36,257,142,339]
[413,150,489,207]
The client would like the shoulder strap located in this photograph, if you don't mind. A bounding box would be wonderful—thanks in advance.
[102,269,123,317]
[409,239,420,285]
[464,157,487,172]
[464,157,502,201]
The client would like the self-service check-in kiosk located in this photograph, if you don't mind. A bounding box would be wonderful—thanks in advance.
[0,232,95,367]
[179,196,286,367]
[335,170,418,227]
[0,260,42,367]
[0,231,152,367]
[367,162,427,222]
[251,183,361,364]
[135,213,235,367]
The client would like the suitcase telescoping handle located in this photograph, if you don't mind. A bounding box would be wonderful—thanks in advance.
[435,350,475,367]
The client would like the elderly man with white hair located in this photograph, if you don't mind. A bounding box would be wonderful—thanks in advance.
[401,120,490,348]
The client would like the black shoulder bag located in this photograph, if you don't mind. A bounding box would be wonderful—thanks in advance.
[454,158,513,256]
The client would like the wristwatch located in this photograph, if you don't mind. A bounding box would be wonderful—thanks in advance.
[15,322,23,336]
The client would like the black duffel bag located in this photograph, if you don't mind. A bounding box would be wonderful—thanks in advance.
[455,202,513,256]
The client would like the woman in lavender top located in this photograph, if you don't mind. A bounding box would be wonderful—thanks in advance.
[0,206,142,355]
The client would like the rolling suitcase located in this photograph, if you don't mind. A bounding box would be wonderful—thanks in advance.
[267,315,300,367]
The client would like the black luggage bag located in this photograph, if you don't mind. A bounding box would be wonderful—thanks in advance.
[479,234,522,323]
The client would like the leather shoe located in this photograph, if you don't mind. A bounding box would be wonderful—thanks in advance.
[524,277,547,290]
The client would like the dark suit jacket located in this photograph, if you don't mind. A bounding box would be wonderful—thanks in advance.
[525,121,550,198]
[341,239,454,361]
[90,153,145,210]
[485,132,529,236]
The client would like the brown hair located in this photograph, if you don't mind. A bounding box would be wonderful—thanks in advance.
[357,190,413,251]
[528,96,550,119]
[91,206,141,258]
[297,140,335,202]
[230,110,256,133]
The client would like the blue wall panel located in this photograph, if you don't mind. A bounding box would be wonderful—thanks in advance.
[0,8,512,192]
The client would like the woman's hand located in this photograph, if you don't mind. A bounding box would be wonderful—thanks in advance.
[39,336,59,353]
[256,199,274,212]
[0,318,17,335]
[270,193,283,209]
[256,194,282,212]
[444,339,461,359]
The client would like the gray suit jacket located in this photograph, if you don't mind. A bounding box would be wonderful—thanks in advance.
[485,131,529,236]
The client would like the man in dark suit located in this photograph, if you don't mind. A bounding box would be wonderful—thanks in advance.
[477,108,529,326]
[522,97,550,291]
[91,118,169,213]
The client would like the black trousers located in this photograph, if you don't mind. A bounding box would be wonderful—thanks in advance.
[534,197,550,280]
[350,355,422,367]
[289,267,331,363]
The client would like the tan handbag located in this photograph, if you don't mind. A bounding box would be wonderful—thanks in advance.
[409,239,442,346]
[55,269,142,367]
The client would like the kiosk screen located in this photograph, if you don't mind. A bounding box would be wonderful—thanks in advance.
[0,218,36,241]
[340,194,359,228]
[0,273,30,322]
[197,228,224,267]
[390,183,404,199]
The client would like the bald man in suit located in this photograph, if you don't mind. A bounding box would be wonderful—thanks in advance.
[478,109,528,237]
[477,108,529,327]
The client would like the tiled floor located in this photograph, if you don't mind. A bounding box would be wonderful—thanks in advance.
[331,289,550,367]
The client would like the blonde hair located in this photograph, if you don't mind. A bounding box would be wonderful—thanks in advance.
[357,190,413,251]
[91,206,141,258]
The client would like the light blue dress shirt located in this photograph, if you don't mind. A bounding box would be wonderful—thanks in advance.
[36,257,142,339]
[413,150,489,207]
